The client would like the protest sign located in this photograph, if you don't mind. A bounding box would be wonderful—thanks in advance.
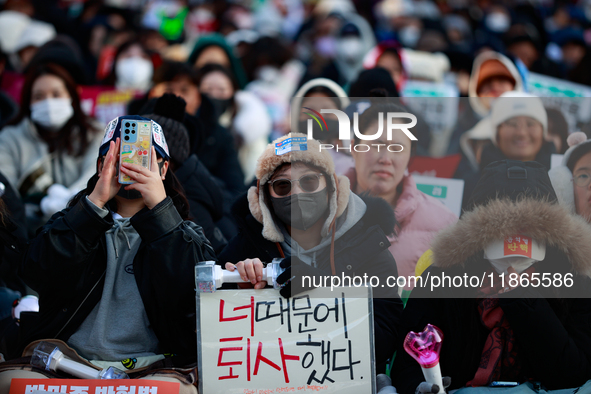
[527,72,591,132]
[9,379,179,394]
[196,288,375,394]
[401,81,459,157]
[79,87,138,126]
[413,175,464,216]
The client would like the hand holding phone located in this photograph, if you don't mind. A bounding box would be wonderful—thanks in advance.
[120,146,167,210]
[89,138,121,209]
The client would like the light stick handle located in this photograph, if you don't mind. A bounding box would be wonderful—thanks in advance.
[57,356,101,379]
[421,364,443,392]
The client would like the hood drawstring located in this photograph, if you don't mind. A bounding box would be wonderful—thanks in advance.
[276,243,285,258]
[329,174,339,276]
[110,219,132,258]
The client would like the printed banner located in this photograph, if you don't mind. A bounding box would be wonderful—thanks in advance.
[9,379,179,394]
[79,87,139,126]
[196,288,375,394]
[527,72,591,131]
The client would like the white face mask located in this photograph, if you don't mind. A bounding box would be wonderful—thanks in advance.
[115,57,154,91]
[30,98,74,131]
[399,25,421,48]
[484,236,545,274]
[486,255,537,275]
[337,37,364,61]
[485,12,510,33]
[255,65,280,82]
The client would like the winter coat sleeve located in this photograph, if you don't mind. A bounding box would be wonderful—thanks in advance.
[218,227,272,266]
[21,196,114,294]
[373,297,403,369]
[499,289,591,389]
[190,201,227,254]
[130,197,216,359]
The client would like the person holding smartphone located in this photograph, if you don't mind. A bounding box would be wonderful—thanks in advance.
[0,116,215,394]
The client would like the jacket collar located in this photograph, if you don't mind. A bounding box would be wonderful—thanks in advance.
[431,198,591,277]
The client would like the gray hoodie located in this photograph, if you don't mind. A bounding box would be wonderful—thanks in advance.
[67,197,160,365]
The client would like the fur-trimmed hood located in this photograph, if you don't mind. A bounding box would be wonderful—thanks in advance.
[431,198,591,277]
[247,133,351,242]
[468,51,523,117]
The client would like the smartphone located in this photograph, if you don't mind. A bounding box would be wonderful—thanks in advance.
[118,119,152,184]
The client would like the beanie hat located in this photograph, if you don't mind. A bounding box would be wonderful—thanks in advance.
[548,131,591,214]
[490,91,548,145]
[476,59,516,94]
[146,114,190,166]
[247,133,351,243]
[142,94,190,166]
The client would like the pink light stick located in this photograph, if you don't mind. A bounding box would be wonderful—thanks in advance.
[404,324,444,392]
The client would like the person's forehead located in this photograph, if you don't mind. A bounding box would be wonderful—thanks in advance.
[201,71,232,85]
[574,151,591,170]
[169,76,197,87]
[504,115,539,123]
[271,163,318,178]
[33,74,65,89]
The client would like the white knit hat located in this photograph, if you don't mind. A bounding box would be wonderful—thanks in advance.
[490,91,548,145]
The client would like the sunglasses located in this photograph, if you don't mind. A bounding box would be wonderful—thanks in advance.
[268,173,324,196]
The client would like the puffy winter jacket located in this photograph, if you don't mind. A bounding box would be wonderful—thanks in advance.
[393,161,591,393]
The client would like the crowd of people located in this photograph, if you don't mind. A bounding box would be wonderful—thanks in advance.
[1,0,591,393]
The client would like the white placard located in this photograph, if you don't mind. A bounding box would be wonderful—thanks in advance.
[412,175,464,217]
[196,288,375,394]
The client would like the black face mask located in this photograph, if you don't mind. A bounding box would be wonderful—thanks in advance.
[115,160,165,200]
[270,188,329,230]
[207,96,233,119]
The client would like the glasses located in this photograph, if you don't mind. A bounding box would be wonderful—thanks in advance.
[269,173,324,196]
[574,172,591,188]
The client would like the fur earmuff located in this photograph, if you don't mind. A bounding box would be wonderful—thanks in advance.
[549,166,576,215]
